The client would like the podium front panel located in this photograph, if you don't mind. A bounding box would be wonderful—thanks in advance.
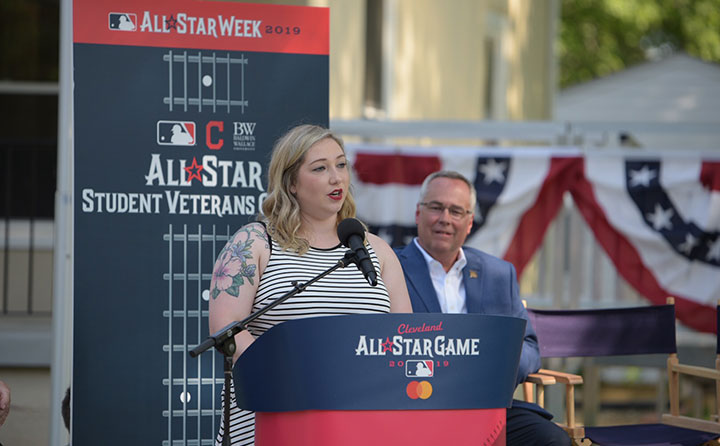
[234,313,525,411]
[255,408,506,446]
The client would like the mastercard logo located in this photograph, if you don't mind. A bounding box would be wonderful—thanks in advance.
[406,380,433,400]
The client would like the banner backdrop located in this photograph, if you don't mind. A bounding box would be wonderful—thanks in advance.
[347,145,720,334]
[72,0,328,443]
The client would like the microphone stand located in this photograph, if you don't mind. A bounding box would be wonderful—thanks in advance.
[189,250,359,446]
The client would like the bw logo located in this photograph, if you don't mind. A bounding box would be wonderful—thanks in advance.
[108,13,137,31]
[157,121,196,146]
[233,122,256,136]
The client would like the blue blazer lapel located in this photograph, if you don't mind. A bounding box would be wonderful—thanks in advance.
[463,251,485,313]
[401,244,442,313]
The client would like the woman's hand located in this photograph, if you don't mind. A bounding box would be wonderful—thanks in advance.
[0,379,10,427]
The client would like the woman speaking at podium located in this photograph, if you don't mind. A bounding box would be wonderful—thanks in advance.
[208,124,412,445]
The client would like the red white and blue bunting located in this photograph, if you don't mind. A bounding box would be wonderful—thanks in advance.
[347,145,720,333]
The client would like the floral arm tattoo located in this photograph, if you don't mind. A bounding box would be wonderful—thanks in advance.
[211,225,268,299]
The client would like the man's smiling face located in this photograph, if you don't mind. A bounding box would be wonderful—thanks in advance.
[415,177,474,269]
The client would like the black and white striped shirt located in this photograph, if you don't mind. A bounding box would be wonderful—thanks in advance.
[216,236,391,446]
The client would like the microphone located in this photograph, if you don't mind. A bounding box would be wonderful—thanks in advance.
[337,218,378,286]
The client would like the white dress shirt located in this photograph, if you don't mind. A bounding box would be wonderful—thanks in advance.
[413,238,468,313]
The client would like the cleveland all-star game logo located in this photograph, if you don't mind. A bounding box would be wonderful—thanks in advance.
[353,331,481,358]
[354,321,481,400]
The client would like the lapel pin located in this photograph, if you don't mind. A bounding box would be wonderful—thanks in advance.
[469,270,478,279]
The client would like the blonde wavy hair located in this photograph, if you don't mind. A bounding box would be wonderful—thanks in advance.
[260,124,357,254]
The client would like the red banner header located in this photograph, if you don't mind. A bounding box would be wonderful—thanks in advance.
[73,0,329,55]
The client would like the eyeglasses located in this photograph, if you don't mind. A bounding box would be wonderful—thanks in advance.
[419,201,472,219]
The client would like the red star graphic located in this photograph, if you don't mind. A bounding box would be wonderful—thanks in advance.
[165,15,178,31]
[381,337,394,352]
[184,157,204,183]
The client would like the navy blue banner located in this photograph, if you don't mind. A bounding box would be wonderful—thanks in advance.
[72,0,328,444]
[234,314,526,411]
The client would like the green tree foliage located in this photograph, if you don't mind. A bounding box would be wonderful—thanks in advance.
[558,0,720,88]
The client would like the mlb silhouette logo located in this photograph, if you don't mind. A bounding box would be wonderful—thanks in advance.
[108,13,137,31]
[157,121,196,146]
[405,360,434,378]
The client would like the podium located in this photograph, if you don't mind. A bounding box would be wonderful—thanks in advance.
[233,313,526,446]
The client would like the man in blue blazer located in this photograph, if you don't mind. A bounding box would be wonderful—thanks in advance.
[395,170,569,446]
